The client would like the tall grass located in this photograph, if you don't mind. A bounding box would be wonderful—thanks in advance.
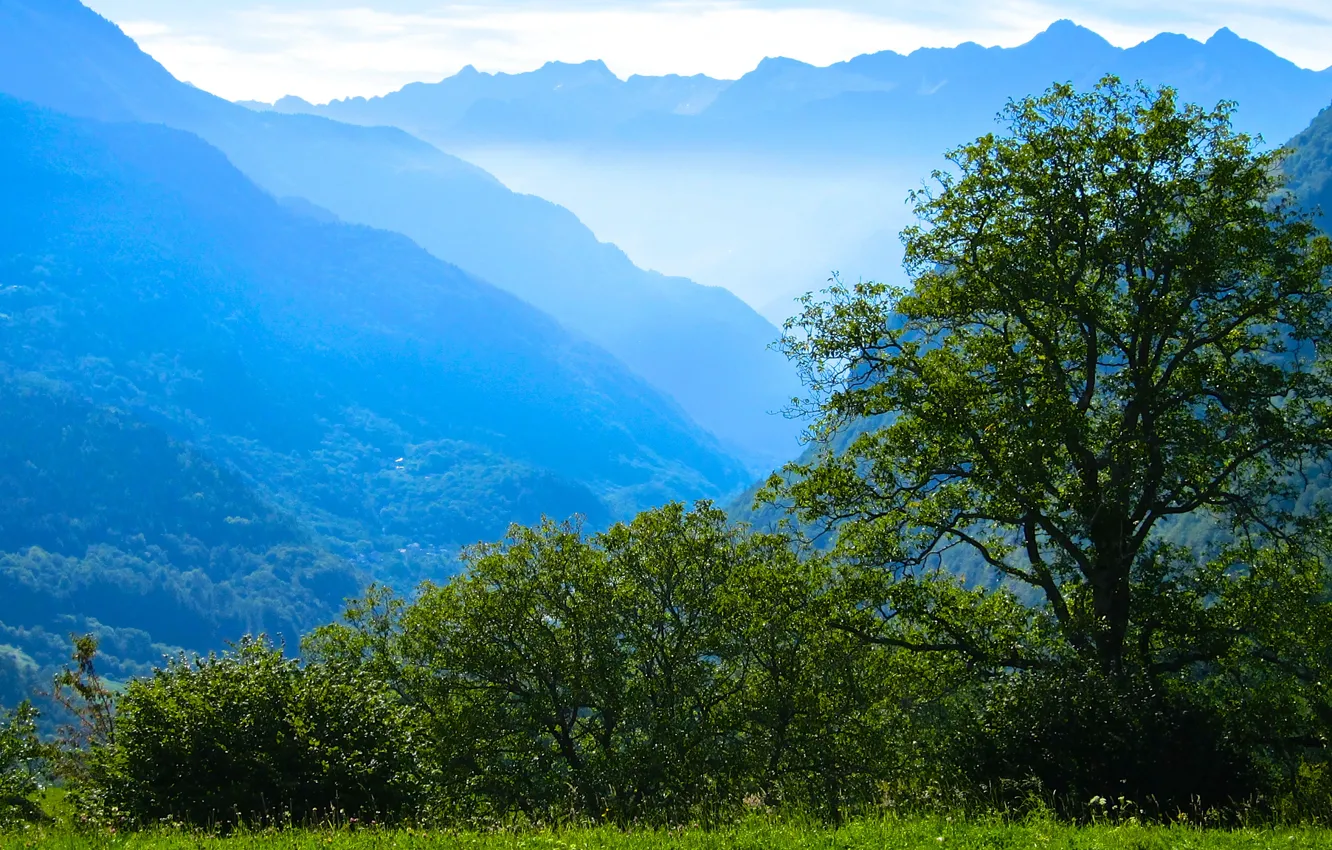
[4,816,1332,850]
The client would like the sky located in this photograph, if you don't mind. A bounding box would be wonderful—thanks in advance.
[81,0,1332,105]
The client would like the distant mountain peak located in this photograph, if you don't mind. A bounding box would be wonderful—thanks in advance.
[1203,26,1272,55]
[275,94,314,110]
[536,59,618,79]
[541,59,610,70]
[1137,31,1196,47]
[1027,19,1115,52]
[1202,25,1297,70]
[752,56,817,76]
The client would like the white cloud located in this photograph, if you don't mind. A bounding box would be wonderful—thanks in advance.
[87,1,1332,104]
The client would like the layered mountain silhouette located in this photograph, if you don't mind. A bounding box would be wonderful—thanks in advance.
[0,0,802,469]
[4,0,1331,696]
[270,60,731,144]
[259,21,1332,324]
[279,21,1332,154]
[0,91,750,682]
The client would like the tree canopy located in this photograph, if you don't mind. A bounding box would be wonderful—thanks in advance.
[768,77,1332,675]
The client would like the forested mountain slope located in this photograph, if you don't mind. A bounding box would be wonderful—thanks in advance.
[1285,104,1332,223]
[0,376,340,704]
[0,0,801,469]
[0,94,746,689]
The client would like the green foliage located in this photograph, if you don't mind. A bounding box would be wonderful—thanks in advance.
[0,701,43,828]
[764,77,1332,810]
[1284,103,1332,229]
[86,638,419,829]
[40,507,1332,827]
[305,503,956,825]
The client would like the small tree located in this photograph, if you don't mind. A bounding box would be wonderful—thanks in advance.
[48,634,116,780]
[390,505,749,824]
[769,77,1332,678]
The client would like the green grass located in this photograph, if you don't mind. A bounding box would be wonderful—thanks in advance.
[4,818,1332,850]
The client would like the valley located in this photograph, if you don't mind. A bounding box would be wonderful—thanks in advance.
[1,1,1331,833]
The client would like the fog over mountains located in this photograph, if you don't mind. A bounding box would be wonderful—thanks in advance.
[258,21,1332,320]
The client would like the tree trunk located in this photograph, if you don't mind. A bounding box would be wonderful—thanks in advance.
[1088,559,1132,675]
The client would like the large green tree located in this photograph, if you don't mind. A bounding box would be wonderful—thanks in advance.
[769,77,1332,676]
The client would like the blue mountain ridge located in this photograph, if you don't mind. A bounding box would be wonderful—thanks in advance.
[0,0,802,470]
[288,20,1332,155]
[270,19,1332,333]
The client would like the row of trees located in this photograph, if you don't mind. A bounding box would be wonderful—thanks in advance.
[298,506,957,824]
[17,500,1332,828]
[28,505,962,826]
[5,76,1332,829]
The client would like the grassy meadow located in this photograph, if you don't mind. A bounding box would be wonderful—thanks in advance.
[5,818,1332,850]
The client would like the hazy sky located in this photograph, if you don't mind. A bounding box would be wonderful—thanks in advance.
[83,0,1332,104]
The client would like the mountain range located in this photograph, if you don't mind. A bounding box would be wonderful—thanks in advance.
[260,21,1332,320]
[2,0,1332,706]
[0,89,761,698]
[0,0,801,470]
[274,21,1332,155]
[0,1,781,699]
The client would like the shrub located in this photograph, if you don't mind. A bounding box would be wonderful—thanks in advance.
[0,701,44,827]
[88,637,419,828]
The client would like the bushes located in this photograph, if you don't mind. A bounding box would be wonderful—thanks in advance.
[973,669,1263,816]
[88,638,419,828]
[0,701,44,827]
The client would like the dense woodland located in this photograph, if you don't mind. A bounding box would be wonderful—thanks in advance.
[4,78,1332,833]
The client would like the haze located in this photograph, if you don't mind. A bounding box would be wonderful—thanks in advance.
[84,1,1332,104]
